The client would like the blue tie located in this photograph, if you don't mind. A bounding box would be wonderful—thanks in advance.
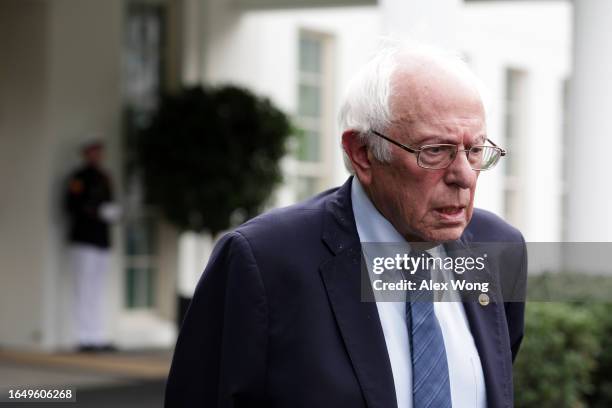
[406,251,452,408]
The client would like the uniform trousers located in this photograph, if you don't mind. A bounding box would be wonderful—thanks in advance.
[70,243,110,346]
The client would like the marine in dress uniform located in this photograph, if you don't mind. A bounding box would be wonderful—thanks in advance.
[64,140,119,352]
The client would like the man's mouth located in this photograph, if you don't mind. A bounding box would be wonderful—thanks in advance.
[433,206,466,222]
[438,206,462,215]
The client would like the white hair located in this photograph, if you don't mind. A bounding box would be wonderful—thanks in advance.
[338,38,489,173]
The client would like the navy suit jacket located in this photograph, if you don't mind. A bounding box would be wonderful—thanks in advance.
[165,177,527,407]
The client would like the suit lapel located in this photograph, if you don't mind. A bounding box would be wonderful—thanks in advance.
[449,237,511,408]
[319,178,398,408]
[462,301,511,408]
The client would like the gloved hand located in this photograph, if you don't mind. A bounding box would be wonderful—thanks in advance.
[99,202,122,223]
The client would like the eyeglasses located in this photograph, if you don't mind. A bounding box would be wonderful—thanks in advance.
[370,130,506,171]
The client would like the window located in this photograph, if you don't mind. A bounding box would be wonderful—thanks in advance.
[124,214,157,308]
[292,31,334,202]
[122,1,166,309]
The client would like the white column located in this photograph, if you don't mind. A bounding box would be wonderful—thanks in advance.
[0,0,48,350]
[379,0,462,49]
[181,0,207,85]
[566,0,612,242]
[523,71,564,242]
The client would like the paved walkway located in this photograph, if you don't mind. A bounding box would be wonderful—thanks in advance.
[0,349,172,407]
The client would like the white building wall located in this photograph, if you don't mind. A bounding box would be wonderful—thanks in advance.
[203,2,467,192]
[523,71,565,242]
[203,7,384,199]
[379,0,461,49]
[202,2,572,242]
[465,56,506,216]
[566,0,612,243]
[0,0,125,350]
[43,0,125,350]
[461,1,572,241]
[0,0,49,350]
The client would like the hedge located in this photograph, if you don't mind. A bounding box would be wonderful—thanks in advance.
[513,273,612,407]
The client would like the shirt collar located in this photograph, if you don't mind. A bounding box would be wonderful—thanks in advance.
[351,176,405,244]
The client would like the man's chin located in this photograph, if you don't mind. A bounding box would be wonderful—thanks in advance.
[420,225,466,243]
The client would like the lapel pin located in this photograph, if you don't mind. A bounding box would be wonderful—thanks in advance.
[478,293,490,306]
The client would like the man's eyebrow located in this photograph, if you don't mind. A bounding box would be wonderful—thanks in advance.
[410,135,452,145]
[474,135,487,144]
[411,135,459,145]
[412,134,488,146]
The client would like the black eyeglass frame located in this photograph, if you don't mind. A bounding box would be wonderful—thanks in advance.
[370,130,507,171]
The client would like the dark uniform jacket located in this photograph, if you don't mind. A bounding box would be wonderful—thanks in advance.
[64,164,113,249]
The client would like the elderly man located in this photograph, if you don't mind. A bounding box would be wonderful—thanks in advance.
[166,42,526,408]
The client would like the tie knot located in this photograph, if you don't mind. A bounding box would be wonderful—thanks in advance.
[408,250,433,280]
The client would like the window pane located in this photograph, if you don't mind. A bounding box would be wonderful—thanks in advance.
[124,3,163,116]
[297,129,320,162]
[125,215,156,256]
[299,36,321,74]
[126,266,155,308]
[298,84,321,117]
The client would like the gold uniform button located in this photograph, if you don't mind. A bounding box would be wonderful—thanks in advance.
[478,293,490,306]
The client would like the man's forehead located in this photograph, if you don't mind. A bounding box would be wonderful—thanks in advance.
[390,62,484,115]
[389,86,486,140]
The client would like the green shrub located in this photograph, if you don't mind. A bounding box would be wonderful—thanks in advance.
[513,301,612,407]
[527,273,612,303]
[514,302,601,408]
[585,303,612,407]
[137,85,291,234]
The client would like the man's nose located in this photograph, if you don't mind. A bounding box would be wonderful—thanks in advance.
[443,149,477,189]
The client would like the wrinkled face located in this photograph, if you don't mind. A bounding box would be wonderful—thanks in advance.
[365,68,486,242]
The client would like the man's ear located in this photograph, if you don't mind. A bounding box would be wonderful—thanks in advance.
[342,130,373,185]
